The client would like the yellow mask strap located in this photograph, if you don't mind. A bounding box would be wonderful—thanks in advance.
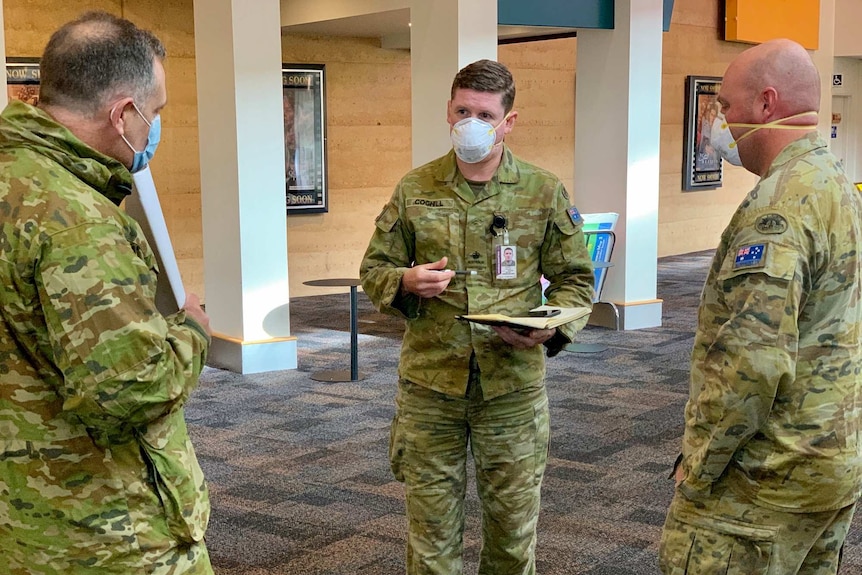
[728,111,819,144]
[492,112,512,132]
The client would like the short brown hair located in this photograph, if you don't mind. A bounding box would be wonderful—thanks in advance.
[39,11,165,116]
[450,59,516,113]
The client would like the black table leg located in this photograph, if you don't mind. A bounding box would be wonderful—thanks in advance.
[309,285,365,383]
[349,285,358,381]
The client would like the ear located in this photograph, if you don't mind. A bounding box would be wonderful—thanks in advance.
[502,110,518,134]
[759,87,779,119]
[108,97,135,136]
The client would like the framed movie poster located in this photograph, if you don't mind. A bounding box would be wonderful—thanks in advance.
[282,64,327,213]
[682,75,723,191]
[6,58,41,106]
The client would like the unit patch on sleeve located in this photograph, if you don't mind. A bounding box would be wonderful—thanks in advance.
[567,206,583,225]
[755,213,788,235]
[733,243,767,269]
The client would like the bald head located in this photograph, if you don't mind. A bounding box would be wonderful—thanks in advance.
[726,39,820,116]
[718,39,821,176]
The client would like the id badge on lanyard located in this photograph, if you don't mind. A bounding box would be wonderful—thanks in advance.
[492,214,517,280]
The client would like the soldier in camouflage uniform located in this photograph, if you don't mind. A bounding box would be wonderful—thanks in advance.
[660,40,862,575]
[0,12,212,574]
[360,60,594,575]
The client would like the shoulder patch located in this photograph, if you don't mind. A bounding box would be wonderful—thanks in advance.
[567,206,583,225]
[755,213,788,235]
[733,243,767,269]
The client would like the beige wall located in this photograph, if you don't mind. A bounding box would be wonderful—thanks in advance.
[4,0,777,298]
[835,0,862,57]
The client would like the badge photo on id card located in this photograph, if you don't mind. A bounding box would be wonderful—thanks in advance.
[496,245,517,280]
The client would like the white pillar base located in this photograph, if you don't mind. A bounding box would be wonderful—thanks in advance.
[617,300,663,330]
[207,334,298,374]
[588,299,663,330]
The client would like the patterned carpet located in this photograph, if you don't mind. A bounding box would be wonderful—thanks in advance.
[188,250,862,574]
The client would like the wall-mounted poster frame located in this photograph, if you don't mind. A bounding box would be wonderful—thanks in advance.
[282,64,327,213]
[6,58,41,106]
[682,75,723,191]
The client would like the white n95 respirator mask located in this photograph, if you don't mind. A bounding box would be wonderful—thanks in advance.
[449,115,508,163]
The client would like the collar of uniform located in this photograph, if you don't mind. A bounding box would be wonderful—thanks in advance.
[434,144,521,185]
[763,131,827,180]
[0,100,134,206]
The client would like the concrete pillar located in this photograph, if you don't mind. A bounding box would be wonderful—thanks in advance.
[193,0,297,373]
[410,0,497,167]
[574,0,664,330]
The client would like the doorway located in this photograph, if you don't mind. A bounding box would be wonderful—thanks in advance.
[831,95,856,180]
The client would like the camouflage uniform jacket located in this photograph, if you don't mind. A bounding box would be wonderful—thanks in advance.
[680,133,862,512]
[0,101,211,571]
[360,146,594,400]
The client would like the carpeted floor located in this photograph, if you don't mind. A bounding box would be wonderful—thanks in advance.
[188,250,862,574]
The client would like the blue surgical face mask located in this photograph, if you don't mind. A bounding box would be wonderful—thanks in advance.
[121,102,161,173]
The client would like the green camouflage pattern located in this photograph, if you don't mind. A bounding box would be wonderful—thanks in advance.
[360,146,594,400]
[391,378,549,575]
[362,146,589,574]
[0,100,212,573]
[677,132,862,513]
[660,480,856,574]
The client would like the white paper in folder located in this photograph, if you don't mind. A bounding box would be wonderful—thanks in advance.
[125,167,186,315]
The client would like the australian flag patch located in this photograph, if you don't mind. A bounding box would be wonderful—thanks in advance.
[733,243,766,269]
[567,206,583,225]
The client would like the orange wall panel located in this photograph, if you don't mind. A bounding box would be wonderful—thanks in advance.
[726,0,820,49]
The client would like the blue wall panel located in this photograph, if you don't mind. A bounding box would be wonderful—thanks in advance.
[498,0,674,31]
[498,0,612,29]
[663,0,674,31]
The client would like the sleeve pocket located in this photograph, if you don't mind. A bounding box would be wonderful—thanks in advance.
[375,203,399,233]
[554,208,582,263]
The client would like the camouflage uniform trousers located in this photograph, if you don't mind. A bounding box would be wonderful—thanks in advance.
[659,478,857,575]
[390,375,550,575]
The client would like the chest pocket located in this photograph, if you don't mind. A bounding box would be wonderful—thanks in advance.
[407,205,460,265]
